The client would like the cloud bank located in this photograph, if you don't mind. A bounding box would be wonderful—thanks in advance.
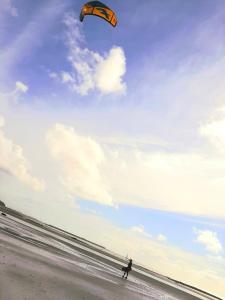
[46,123,113,206]
[0,115,44,191]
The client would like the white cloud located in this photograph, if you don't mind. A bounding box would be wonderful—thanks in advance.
[130,226,166,241]
[0,81,29,101]
[130,225,151,238]
[3,97,225,217]
[15,81,29,93]
[157,234,167,242]
[200,108,225,153]
[60,14,126,96]
[131,225,145,234]
[0,0,18,17]
[0,115,44,191]
[46,123,113,206]
[194,228,223,254]
[95,47,126,95]
[61,72,73,83]
[105,150,225,217]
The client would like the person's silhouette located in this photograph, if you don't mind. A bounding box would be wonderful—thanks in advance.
[122,259,132,279]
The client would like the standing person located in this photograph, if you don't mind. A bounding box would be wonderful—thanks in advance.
[122,259,132,279]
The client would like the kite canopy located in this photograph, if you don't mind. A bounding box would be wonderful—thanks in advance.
[79,1,117,27]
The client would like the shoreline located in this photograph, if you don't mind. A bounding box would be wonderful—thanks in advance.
[0,205,222,300]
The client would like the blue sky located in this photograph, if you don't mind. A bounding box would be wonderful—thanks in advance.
[1,0,225,297]
[79,199,225,254]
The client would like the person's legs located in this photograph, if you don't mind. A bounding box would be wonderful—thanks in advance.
[125,270,129,279]
[122,268,126,277]
[122,266,128,278]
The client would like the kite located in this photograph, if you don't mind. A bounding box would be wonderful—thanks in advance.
[80,1,117,27]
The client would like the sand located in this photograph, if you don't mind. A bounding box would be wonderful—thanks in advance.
[0,213,218,300]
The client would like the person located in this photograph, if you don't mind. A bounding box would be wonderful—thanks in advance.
[122,258,132,279]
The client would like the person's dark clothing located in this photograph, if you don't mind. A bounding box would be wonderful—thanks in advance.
[122,259,132,279]
[127,260,132,270]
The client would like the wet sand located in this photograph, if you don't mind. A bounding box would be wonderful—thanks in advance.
[0,213,218,300]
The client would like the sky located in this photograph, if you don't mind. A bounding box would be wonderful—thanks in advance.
[1,0,225,297]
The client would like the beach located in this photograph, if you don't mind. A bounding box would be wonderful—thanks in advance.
[0,211,219,300]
